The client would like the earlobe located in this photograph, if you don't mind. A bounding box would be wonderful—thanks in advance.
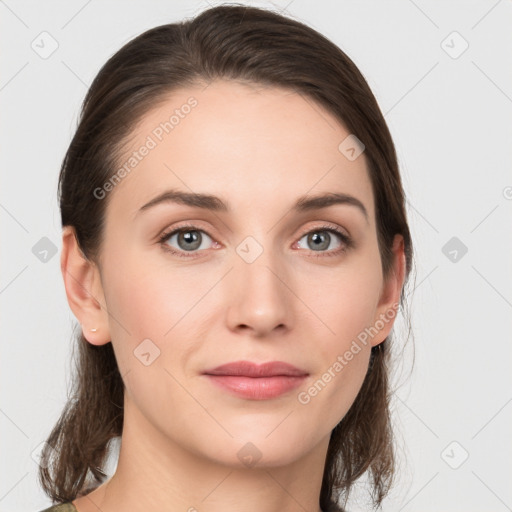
[371,234,406,347]
[60,226,111,346]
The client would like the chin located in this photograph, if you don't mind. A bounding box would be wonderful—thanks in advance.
[200,430,315,470]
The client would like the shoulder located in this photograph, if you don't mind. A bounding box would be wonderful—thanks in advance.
[37,503,77,512]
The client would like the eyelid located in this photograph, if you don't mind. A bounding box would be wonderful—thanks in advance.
[297,221,350,239]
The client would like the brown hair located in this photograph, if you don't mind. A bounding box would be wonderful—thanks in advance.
[39,4,414,510]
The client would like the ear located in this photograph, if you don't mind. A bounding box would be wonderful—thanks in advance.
[60,226,111,346]
[370,234,406,347]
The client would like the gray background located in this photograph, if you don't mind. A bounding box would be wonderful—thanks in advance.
[1,1,511,510]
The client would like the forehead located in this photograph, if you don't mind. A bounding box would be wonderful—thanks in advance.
[107,79,374,222]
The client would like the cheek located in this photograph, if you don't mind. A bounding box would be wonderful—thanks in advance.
[101,254,217,376]
[292,253,381,414]
[296,270,377,429]
[305,346,371,435]
[101,257,207,420]
[297,255,383,351]
[104,251,203,335]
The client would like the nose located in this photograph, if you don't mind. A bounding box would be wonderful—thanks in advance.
[225,250,292,337]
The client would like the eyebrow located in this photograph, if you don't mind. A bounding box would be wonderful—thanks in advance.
[137,188,369,224]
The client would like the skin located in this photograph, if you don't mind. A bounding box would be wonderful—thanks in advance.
[61,79,405,512]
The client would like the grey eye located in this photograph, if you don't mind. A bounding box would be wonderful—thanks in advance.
[166,229,213,252]
[297,230,343,252]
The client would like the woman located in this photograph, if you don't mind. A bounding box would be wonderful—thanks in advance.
[38,4,414,512]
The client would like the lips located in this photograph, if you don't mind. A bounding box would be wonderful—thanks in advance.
[203,360,309,400]
[203,360,309,378]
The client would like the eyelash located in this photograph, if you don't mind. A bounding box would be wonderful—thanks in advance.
[157,223,354,259]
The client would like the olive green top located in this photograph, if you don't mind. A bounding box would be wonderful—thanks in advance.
[38,503,77,512]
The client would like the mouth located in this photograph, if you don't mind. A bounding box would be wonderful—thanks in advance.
[202,360,309,400]
[203,360,309,377]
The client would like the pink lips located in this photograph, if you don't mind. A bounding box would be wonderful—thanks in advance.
[203,360,308,400]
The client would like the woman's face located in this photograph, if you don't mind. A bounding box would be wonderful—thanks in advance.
[91,79,402,468]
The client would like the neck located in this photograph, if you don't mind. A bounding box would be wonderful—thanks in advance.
[73,395,329,512]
